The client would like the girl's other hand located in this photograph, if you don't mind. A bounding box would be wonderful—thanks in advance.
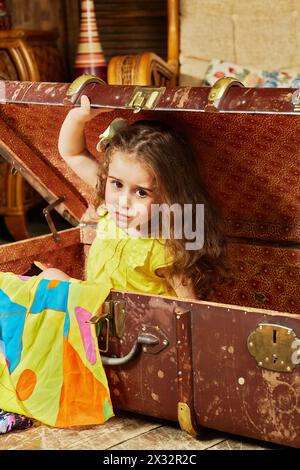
[70,94,114,124]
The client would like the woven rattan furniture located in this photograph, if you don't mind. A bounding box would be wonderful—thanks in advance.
[107,0,300,87]
[0,29,65,240]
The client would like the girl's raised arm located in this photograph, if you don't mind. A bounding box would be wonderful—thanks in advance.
[58,95,113,188]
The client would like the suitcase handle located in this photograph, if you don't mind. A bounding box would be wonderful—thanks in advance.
[205,76,244,111]
[64,75,106,106]
[101,333,159,366]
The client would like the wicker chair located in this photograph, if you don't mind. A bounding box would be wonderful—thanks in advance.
[107,0,300,87]
[0,29,65,240]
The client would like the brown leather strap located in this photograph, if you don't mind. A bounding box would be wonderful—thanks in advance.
[174,306,201,436]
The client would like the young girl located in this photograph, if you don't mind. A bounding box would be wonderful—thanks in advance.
[41,95,224,300]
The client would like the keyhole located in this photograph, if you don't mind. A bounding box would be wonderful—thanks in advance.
[272,354,278,364]
[273,329,277,343]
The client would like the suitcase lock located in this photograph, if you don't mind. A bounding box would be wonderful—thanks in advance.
[126,86,166,113]
[88,300,127,352]
[247,323,300,372]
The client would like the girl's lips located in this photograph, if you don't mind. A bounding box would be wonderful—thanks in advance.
[115,212,131,221]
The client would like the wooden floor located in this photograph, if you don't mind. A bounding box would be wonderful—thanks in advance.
[0,411,283,451]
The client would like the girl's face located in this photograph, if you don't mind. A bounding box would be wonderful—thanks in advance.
[105,151,158,231]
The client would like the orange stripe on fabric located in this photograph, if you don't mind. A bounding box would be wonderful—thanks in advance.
[55,338,111,427]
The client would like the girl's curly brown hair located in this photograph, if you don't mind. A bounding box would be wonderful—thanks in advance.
[95,120,225,299]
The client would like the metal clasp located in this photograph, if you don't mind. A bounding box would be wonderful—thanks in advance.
[95,300,127,352]
[113,300,127,338]
[88,302,111,353]
[292,89,300,112]
[126,86,165,113]
[43,195,66,241]
[248,323,300,372]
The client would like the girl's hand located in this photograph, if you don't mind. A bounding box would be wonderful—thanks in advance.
[157,268,197,300]
[69,94,114,124]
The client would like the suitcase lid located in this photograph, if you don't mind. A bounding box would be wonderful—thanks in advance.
[0,79,299,242]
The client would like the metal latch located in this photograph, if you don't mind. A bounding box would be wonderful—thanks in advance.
[91,300,127,352]
[88,301,111,353]
[113,300,127,338]
[247,323,300,372]
[126,86,165,113]
[292,89,300,112]
[43,195,66,242]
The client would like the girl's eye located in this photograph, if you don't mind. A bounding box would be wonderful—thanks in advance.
[136,188,148,198]
[111,180,123,189]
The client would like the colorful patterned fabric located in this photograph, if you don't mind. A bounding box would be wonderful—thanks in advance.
[0,272,114,427]
[0,409,33,434]
[204,59,300,88]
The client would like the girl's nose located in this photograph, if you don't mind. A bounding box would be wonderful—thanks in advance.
[118,194,130,210]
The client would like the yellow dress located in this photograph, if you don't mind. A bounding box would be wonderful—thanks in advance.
[87,211,176,297]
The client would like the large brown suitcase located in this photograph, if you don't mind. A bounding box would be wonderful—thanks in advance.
[0,78,299,448]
